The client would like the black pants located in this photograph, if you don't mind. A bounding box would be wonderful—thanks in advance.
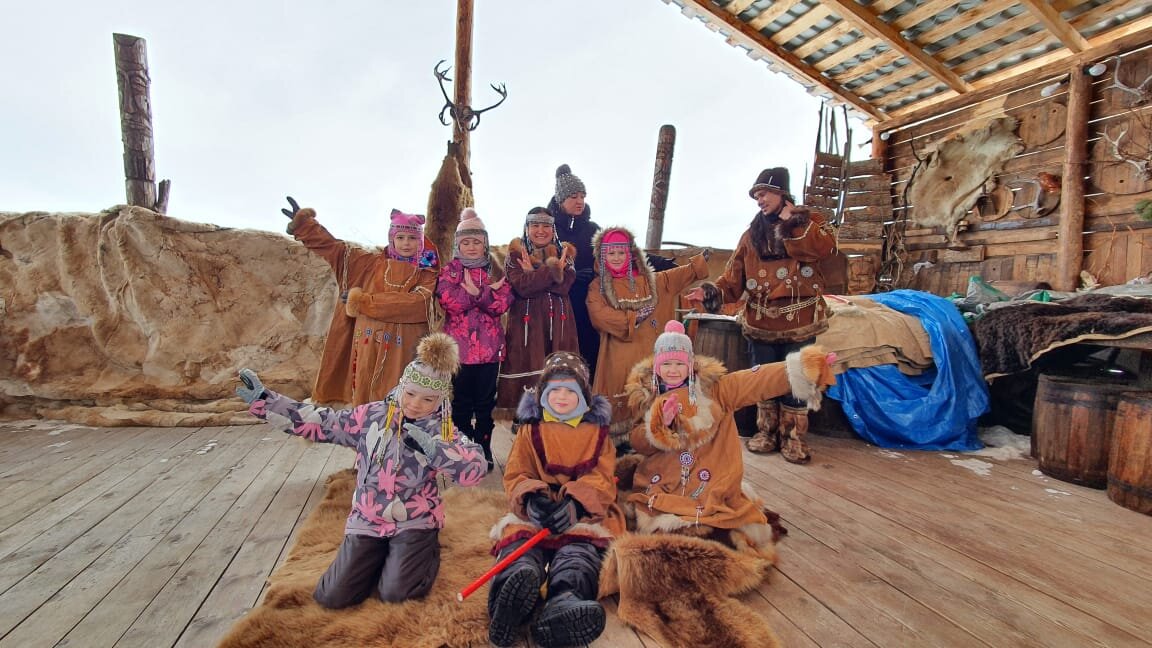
[490,538,603,602]
[749,338,812,408]
[313,529,440,608]
[569,283,600,381]
[452,362,499,462]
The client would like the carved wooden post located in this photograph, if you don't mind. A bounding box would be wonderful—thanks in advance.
[1057,65,1090,291]
[113,33,162,212]
[646,125,677,250]
[453,0,474,167]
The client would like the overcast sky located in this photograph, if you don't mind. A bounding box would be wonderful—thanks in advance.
[2,0,869,249]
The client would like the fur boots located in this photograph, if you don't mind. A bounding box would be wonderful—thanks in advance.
[746,400,780,454]
[779,404,812,464]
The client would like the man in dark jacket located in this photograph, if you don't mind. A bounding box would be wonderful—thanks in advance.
[547,164,602,380]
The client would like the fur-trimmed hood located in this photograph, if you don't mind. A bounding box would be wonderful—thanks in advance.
[515,391,613,426]
[591,226,657,311]
[624,355,727,415]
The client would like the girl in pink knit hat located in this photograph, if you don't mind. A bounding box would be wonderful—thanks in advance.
[436,208,514,470]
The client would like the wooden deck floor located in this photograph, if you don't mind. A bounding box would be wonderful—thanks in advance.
[1,419,1150,647]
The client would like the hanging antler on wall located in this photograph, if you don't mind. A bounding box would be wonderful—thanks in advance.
[433,60,508,131]
[1107,56,1152,106]
[1100,122,1152,180]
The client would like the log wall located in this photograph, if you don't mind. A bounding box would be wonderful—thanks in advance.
[857,43,1152,295]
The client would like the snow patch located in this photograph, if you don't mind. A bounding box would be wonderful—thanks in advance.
[1045,488,1071,496]
[969,426,1031,461]
[195,440,219,455]
[950,458,993,476]
[879,450,906,459]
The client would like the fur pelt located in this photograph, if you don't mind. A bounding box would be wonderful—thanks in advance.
[974,293,1152,378]
[506,237,577,284]
[908,117,1023,244]
[599,533,780,648]
[217,470,505,648]
[515,391,612,426]
[426,152,473,266]
[590,226,658,311]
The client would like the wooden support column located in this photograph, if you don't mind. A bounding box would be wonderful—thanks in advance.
[1057,65,1090,291]
[453,0,474,167]
[645,125,676,250]
[113,33,161,212]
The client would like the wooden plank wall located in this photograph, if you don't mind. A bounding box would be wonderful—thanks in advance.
[878,44,1152,295]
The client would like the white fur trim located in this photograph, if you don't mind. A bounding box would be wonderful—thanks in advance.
[488,513,614,541]
[737,522,774,548]
[785,351,822,411]
[489,512,524,541]
[634,509,693,534]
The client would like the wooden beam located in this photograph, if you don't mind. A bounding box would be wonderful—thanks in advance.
[820,0,971,94]
[1057,65,1090,292]
[453,0,474,165]
[680,0,883,120]
[724,0,757,16]
[1017,0,1089,51]
[646,125,676,250]
[875,25,1152,130]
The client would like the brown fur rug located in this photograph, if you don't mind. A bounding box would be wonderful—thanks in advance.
[600,533,781,648]
[217,470,504,648]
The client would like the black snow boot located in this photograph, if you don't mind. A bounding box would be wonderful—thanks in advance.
[530,590,606,647]
[487,561,541,647]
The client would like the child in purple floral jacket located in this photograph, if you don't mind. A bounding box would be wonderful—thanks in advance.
[235,332,487,608]
[437,209,514,470]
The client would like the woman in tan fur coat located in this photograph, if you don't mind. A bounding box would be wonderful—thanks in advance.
[586,226,709,449]
[623,321,834,558]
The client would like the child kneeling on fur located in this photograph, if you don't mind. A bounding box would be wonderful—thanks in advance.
[235,333,487,608]
[623,321,835,558]
[487,352,625,648]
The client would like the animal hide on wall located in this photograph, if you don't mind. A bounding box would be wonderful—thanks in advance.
[908,117,1024,244]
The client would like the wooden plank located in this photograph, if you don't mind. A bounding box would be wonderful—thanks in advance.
[172,438,335,648]
[843,193,893,208]
[937,246,986,263]
[748,571,874,647]
[0,427,199,564]
[114,437,312,648]
[0,427,264,640]
[51,428,283,648]
[845,176,890,192]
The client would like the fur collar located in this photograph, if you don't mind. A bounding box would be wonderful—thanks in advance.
[507,238,577,266]
[516,391,612,426]
[624,355,728,451]
[591,226,658,311]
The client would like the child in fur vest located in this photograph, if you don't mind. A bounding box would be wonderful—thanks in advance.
[586,225,710,449]
[282,197,440,407]
[622,321,835,559]
[235,333,487,608]
[436,208,513,470]
[495,207,581,414]
[487,352,624,648]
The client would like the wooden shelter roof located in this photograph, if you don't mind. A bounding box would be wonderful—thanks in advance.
[666,0,1152,127]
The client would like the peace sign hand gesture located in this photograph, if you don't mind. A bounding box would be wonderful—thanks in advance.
[281,196,300,219]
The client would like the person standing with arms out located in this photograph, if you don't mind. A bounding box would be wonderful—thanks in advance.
[548,164,602,380]
[283,197,439,406]
[437,208,513,471]
[686,167,836,463]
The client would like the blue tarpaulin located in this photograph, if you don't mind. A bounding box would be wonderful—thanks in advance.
[827,289,987,451]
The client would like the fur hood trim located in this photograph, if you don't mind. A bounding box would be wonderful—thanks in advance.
[625,355,727,414]
[515,391,612,426]
[507,238,577,266]
[785,344,835,411]
[779,207,813,242]
[591,226,658,311]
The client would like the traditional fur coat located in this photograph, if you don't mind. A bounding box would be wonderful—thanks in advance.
[496,238,580,409]
[622,347,834,556]
[713,209,836,343]
[489,392,625,554]
[290,209,438,406]
[586,227,710,445]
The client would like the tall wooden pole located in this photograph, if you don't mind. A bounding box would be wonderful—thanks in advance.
[1057,65,1090,291]
[646,125,677,250]
[453,0,474,167]
[113,33,160,212]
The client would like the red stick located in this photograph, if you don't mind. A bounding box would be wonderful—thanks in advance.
[457,528,550,602]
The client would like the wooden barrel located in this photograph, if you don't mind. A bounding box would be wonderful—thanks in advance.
[1032,374,1131,488]
[685,314,755,436]
[1107,393,1152,515]
[688,313,749,372]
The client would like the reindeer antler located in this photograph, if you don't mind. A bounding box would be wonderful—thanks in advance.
[1108,56,1152,106]
[1101,123,1151,179]
[432,60,508,131]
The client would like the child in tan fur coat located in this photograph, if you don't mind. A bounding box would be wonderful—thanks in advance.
[623,321,835,558]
